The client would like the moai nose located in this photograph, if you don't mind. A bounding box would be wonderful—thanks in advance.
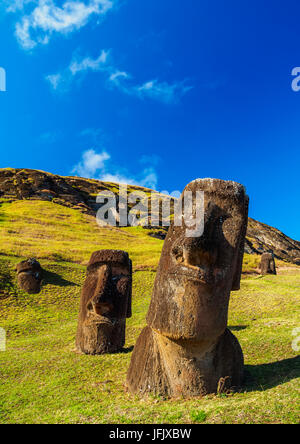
[93,264,113,305]
[183,204,220,267]
[94,302,114,316]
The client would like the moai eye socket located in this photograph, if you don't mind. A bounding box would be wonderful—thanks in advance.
[87,301,93,311]
[116,276,130,295]
[172,245,184,263]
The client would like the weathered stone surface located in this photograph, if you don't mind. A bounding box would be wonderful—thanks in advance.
[16,258,43,294]
[76,250,132,355]
[260,252,277,275]
[127,179,249,398]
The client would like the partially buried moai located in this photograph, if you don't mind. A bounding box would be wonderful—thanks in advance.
[126,179,249,398]
[16,258,43,294]
[76,250,132,355]
[260,252,276,275]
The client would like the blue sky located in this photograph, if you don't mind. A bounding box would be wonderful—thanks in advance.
[0,0,299,240]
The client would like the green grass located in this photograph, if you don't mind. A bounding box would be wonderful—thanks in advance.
[0,200,299,424]
[0,200,164,269]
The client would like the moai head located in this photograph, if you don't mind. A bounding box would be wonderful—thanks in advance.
[16,259,43,294]
[147,179,249,342]
[260,252,276,275]
[76,250,132,355]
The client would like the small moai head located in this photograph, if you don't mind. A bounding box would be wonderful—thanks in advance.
[147,179,249,342]
[260,252,277,275]
[16,259,43,294]
[76,250,132,354]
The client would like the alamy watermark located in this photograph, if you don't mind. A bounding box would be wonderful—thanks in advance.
[0,67,6,92]
[0,327,6,351]
[291,327,300,352]
[96,185,204,238]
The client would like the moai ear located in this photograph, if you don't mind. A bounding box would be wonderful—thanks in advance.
[126,259,133,318]
[231,197,249,291]
[231,239,244,291]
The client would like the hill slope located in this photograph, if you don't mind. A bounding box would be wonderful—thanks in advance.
[0,168,299,424]
[0,168,299,264]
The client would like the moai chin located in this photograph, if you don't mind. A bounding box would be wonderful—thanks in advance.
[16,258,43,294]
[260,252,277,275]
[126,179,249,398]
[76,250,132,355]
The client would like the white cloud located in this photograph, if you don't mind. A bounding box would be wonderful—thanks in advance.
[11,0,114,49]
[70,50,109,74]
[72,149,159,189]
[100,172,137,185]
[72,149,110,178]
[46,50,110,91]
[109,70,129,83]
[5,1,35,13]
[100,167,158,190]
[107,70,192,104]
[134,79,193,104]
[47,49,193,104]
[45,73,63,90]
[100,168,158,190]
[138,168,158,190]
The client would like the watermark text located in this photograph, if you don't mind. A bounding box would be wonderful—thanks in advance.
[0,67,6,92]
[292,327,300,352]
[0,327,6,351]
[96,186,204,238]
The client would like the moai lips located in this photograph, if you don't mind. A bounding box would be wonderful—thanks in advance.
[126,179,249,398]
[76,250,132,355]
[16,259,43,294]
[260,252,277,275]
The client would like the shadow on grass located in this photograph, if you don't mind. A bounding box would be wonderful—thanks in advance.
[42,270,79,287]
[113,346,134,355]
[228,325,248,331]
[244,355,300,392]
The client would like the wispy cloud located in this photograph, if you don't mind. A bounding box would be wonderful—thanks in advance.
[46,50,193,104]
[72,149,159,190]
[8,0,115,49]
[70,50,109,75]
[46,49,110,91]
[5,0,34,13]
[39,130,60,143]
[139,154,161,166]
[80,127,107,145]
[107,66,192,104]
[46,73,63,90]
[132,79,192,104]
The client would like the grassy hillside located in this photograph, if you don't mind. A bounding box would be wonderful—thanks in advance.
[0,199,299,424]
[1,168,300,264]
[0,199,164,270]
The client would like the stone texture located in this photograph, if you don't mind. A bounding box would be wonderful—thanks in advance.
[76,250,132,355]
[16,258,43,294]
[260,252,277,275]
[127,179,249,398]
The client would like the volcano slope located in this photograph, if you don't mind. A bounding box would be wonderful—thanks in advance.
[0,170,299,424]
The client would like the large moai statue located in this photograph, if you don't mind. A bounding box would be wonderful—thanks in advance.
[260,252,277,275]
[76,250,132,355]
[126,179,249,398]
[16,259,43,294]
